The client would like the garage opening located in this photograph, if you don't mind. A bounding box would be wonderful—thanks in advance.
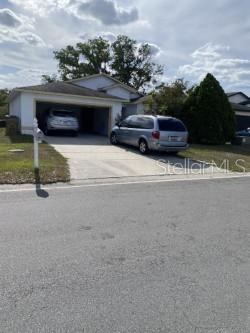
[36,102,110,136]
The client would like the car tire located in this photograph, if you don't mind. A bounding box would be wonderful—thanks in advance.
[168,151,178,156]
[110,132,118,145]
[44,126,50,136]
[139,139,149,154]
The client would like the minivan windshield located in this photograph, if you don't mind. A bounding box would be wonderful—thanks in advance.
[158,118,186,132]
[52,111,76,117]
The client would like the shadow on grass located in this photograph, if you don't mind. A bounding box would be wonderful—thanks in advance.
[9,134,33,144]
[34,168,49,198]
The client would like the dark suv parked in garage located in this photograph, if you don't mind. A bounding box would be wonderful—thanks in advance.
[44,109,79,136]
[110,115,189,154]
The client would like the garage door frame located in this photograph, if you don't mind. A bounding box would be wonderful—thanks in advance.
[34,98,113,136]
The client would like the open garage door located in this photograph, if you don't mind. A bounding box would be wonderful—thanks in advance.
[36,102,111,136]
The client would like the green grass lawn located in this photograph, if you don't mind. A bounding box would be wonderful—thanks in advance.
[0,128,70,184]
[180,144,250,172]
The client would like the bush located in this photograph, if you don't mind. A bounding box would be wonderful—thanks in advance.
[182,73,235,144]
[0,105,8,119]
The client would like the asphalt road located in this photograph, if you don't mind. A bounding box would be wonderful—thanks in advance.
[0,178,250,333]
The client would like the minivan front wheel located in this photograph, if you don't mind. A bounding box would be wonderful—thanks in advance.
[139,139,149,154]
[44,126,50,136]
[110,132,118,145]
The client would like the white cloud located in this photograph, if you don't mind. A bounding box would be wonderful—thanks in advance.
[1,0,250,94]
[0,68,51,88]
[0,7,45,47]
[0,8,22,27]
[79,31,117,42]
[73,0,139,25]
[179,42,250,91]
[8,0,70,16]
[147,43,161,56]
[191,43,230,60]
[0,29,46,47]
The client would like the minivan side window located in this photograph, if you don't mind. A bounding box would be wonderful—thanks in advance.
[158,118,186,132]
[129,116,154,129]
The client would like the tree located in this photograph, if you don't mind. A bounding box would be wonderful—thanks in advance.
[111,35,163,91]
[54,37,112,81]
[41,74,58,84]
[0,89,10,119]
[182,73,235,144]
[54,45,85,81]
[181,85,200,142]
[148,79,189,117]
[53,35,163,91]
[77,37,111,75]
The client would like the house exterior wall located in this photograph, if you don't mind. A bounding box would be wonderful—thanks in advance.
[10,91,123,135]
[123,104,137,118]
[106,86,131,100]
[136,102,145,114]
[9,94,21,118]
[122,103,145,118]
[74,76,114,90]
[73,75,140,100]
[228,94,249,104]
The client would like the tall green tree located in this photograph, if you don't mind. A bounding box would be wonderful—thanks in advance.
[182,73,235,144]
[53,35,163,91]
[148,78,189,117]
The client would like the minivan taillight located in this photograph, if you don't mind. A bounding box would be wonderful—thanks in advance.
[152,131,160,140]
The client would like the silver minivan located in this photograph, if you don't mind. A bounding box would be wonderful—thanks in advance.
[110,115,189,154]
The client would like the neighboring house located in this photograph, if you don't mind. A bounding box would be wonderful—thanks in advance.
[9,74,144,136]
[227,92,250,105]
[227,92,250,130]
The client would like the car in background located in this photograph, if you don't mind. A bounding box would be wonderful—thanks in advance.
[44,109,79,136]
[110,115,189,154]
[236,128,250,137]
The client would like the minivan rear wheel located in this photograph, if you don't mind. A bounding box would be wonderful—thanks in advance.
[139,139,149,154]
[168,151,178,155]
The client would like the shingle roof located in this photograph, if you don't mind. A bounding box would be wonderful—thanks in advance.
[231,102,250,112]
[15,81,126,101]
[227,91,250,99]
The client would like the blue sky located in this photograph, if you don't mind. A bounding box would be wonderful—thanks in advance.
[0,0,250,94]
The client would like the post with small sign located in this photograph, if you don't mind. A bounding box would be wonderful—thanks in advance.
[33,118,39,170]
[33,117,44,171]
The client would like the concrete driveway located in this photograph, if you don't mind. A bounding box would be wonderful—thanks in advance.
[45,134,222,181]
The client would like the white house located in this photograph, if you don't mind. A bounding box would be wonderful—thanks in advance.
[227,92,250,130]
[227,92,250,106]
[9,74,145,136]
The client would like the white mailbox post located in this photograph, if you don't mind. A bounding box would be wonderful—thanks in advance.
[33,118,44,170]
